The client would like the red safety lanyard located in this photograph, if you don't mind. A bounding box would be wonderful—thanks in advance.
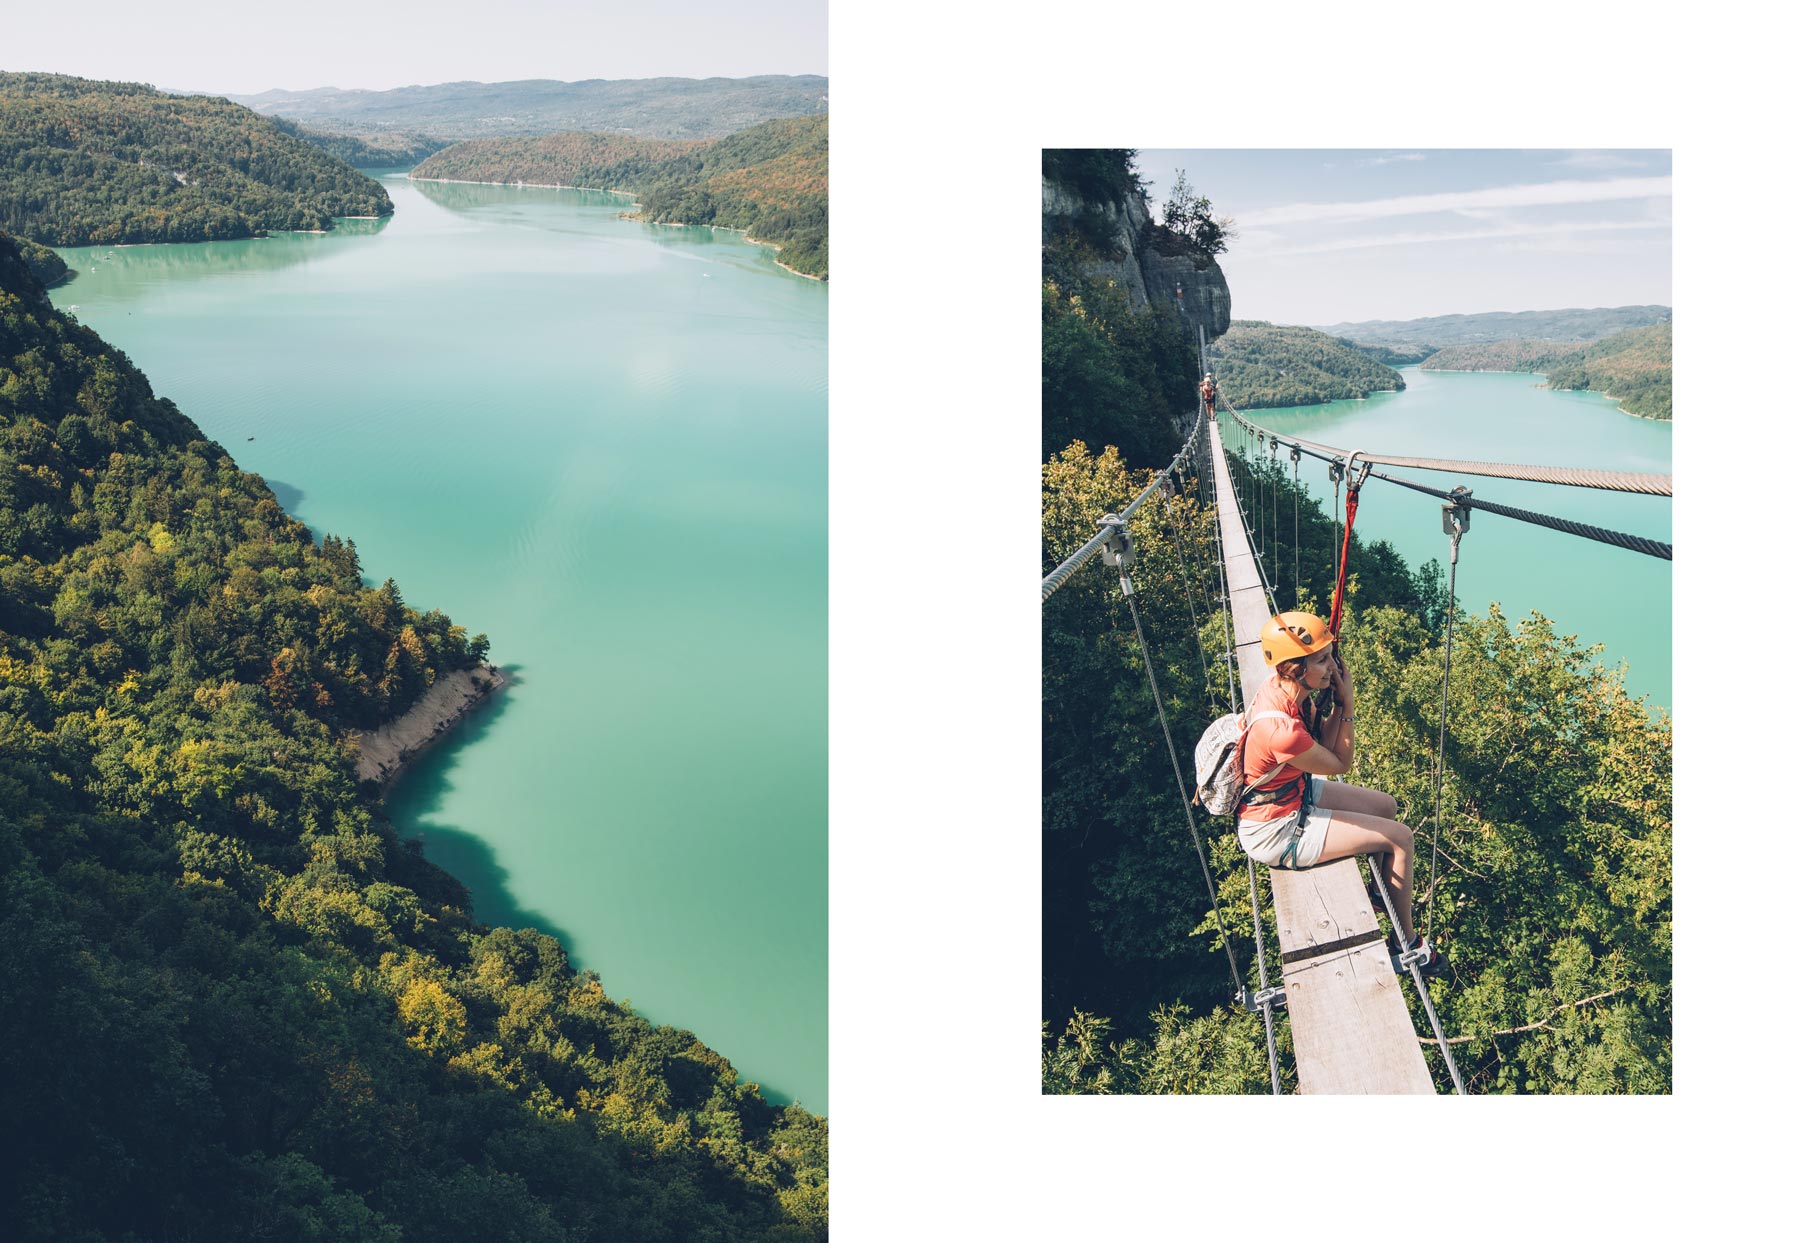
[1328,485,1360,638]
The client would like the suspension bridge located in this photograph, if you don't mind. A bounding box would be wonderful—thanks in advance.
[1041,383,1671,1094]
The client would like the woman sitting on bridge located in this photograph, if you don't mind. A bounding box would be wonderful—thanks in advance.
[1235,611,1448,976]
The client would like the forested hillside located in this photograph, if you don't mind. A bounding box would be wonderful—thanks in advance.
[0,73,392,247]
[1422,322,1672,419]
[413,115,828,278]
[1543,322,1672,419]
[10,232,70,287]
[1419,339,1583,373]
[0,234,827,1237]
[1318,305,1670,350]
[268,116,450,170]
[1206,320,1406,408]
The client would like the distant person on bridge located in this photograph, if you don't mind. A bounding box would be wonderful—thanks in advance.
[1199,373,1218,419]
[1235,611,1448,976]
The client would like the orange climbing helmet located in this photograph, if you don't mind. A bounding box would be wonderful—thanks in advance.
[1260,611,1334,666]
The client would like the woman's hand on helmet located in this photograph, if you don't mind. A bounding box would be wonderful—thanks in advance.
[1329,657,1354,708]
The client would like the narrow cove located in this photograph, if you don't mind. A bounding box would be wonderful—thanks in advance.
[52,174,829,1110]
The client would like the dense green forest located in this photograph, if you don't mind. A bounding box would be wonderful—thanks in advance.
[268,116,451,170]
[233,76,829,143]
[1205,320,1406,408]
[1542,322,1672,419]
[1041,444,1672,1094]
[1318,304,1671,350]
[1419,338,1584,373]
[0,234,826,1235]
[0,73,392,248]
[412,116,828,278]
[1421,322,1672,419]
[12,232,70,287]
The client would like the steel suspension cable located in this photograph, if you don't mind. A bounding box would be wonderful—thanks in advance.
[1162,476,1214,709]
[1367,467,1671,560]
[1425,502,1467,943]
[1365,857,1467,1093]
[1219,404,1670,561]
[1291,447,1301,609]
[1223,406,1670,496]
[1110,553,1246,1002]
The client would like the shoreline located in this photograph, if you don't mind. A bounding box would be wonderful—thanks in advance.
[407,173,826,281]
[1422,366,1667,420]
[350,663,509,789]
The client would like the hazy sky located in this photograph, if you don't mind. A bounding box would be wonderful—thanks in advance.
[1,0,826,93]
[1135,149,1672,326]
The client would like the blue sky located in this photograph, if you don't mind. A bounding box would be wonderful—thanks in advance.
[1135,149,1672,325]
[1,0,826,92]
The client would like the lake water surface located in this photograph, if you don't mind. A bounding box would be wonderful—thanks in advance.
[53,175,828,1110]
[1232,367,1670,709]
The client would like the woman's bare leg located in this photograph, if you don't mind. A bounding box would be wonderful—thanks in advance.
[1312,809,1417,942]
[1313,781,1401,915]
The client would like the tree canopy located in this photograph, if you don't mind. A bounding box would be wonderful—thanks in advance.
[0,233,826,1235]
[0,72,392,248]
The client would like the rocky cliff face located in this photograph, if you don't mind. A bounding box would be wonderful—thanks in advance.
[1041,177,1231,345]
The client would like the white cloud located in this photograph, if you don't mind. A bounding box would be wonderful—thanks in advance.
[1251,176,1673,227]
[1234,216,1670,259]
[1360,152,1427,166]
[1549,151,1654,171]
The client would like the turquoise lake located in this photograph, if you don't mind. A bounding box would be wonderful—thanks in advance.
[1228,366,1671,710]
[52,175,828,1111]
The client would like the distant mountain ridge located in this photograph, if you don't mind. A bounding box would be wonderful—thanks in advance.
[1318,305,1670,349]
[231,75,829,143]
[1422,322,1672,420]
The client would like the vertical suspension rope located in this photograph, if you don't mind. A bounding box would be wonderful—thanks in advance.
[1244,861,1282,1094]
[1116,582,1246,1001]
[1163,474,1213,709]
[1425,497,1468,942]
[1267,438,1280,603]
[1292,449,1301,607]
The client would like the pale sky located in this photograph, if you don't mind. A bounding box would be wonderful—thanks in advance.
[2,0,826,93]
[1135,149,1672,326]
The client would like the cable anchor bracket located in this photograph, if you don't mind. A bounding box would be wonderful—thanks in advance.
[1098,513,1136,594]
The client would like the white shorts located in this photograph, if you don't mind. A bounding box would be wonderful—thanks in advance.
[1236,775,1334,869]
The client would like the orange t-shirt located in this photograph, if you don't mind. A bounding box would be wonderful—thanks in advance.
[1237,682,1313,822]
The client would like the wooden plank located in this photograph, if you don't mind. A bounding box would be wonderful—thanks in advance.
[1271,862,1435,1094]
[1206,418,1437,1095]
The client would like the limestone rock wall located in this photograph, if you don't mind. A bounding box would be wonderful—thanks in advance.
[1041,176,1231,344]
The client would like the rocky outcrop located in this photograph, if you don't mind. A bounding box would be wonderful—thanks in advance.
[1041,177,1231,344]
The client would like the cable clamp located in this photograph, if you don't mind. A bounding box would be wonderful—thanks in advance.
[1442,485,1473,536]
[1098,514,1135,569]
[1290,445,1302,464]
[1327,459,1345,484]
[1243,985,1287,1010]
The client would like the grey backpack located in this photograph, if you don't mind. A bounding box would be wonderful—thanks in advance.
[1191,709,1292,815]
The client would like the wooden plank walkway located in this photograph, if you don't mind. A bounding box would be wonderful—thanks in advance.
[1206,417,1436,1094]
